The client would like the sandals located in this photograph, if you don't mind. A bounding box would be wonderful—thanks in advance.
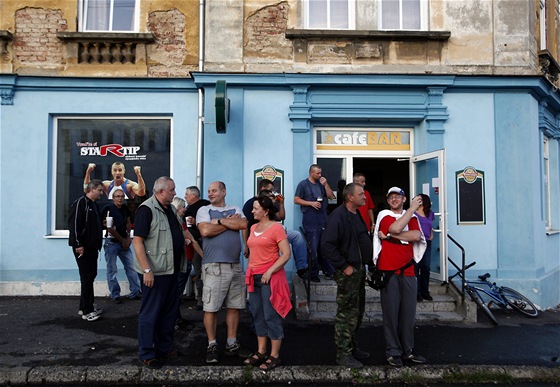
[243,351,266,366]
[259,355,281,371]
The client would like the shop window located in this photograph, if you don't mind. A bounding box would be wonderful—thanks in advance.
[543,136,559,233]
[304,0,355,29]
[380,0,425,30]
[51,117,171,235]
[79,0,139,32]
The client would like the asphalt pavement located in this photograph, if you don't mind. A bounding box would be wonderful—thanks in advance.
[0,295,559,386]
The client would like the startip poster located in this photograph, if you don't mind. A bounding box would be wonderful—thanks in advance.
[54,118,171,230]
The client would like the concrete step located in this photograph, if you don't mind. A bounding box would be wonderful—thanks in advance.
[293,274,472,323]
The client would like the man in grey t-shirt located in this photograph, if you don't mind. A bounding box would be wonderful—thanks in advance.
[197,181,251,364]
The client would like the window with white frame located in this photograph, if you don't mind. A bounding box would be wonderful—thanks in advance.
[52,117,171,235]
[543,136,559,233]
[380,0,426,30]
[304,0,355,29]
[543,137,551,227]
[540,0,547,50]
[79,0,139,32]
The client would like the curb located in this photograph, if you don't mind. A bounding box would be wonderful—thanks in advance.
[1,365,559,385]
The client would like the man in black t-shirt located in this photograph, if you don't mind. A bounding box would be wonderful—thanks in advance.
[184,186,210,310]
[100,187,141,303]
[132,177,185,369]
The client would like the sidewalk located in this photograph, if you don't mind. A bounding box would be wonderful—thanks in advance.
[0,295,559,385]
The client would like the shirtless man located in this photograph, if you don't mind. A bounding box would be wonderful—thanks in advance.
[84,162,146,199]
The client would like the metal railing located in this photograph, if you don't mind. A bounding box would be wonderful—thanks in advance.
[299,226,312,305]
[445,233,475,303]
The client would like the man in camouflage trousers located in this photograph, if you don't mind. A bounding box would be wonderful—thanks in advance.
[321,183,373,369]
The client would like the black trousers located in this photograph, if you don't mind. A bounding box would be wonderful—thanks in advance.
[74,248,99,314]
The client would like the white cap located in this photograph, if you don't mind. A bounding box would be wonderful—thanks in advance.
[386,187,405,197]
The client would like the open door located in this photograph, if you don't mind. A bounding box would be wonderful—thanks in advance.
[411,150,447,282]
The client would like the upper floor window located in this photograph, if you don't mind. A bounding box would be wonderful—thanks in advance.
[540,0,547,50]
[304,0,355,29]
[380,0,426,30]
[79,0,139,32]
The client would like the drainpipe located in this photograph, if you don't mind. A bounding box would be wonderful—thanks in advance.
[196,0,205,189]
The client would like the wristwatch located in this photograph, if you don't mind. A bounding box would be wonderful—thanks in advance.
[143,268,152,274]
[386,233,391,240]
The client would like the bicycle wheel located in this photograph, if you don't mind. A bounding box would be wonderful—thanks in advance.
[499,287,539,317]
[466,287,498,326]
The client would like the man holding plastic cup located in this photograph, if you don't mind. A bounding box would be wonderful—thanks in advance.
[101,187,141,304]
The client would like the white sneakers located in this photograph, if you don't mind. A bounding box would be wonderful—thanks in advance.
[78,307,103,321]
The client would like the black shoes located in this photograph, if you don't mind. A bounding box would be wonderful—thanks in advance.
[352,347,370,359]
[387,356,403,367]
[418,294,433,302]
[224,342,252,358]
[142,358,162,369]
[336,354,363,369]
[206,344,219,364]
[403,352,427,364]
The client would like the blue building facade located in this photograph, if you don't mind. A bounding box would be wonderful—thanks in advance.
[1,72,559,309]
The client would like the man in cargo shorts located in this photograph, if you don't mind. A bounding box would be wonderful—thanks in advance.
[197,181,252,364]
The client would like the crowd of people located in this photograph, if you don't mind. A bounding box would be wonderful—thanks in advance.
[68,163,433,370]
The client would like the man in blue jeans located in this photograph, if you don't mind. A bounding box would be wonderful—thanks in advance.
[101,188,141,303]
[294,164,336,282]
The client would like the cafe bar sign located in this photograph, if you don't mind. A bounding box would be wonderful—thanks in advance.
[316,129,411,151]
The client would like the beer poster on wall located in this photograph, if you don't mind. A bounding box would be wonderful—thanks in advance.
[54,118,171,231]
[253,165,284,196]
[456,166,485,225]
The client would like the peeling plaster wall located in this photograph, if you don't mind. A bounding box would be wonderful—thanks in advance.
[14,7,68,75]
[1,1,199,77]
[206,0,544,75]
[147,9,195,77]
[244,2,292,62]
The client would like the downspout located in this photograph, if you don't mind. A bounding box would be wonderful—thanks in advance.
[196,0,205,189]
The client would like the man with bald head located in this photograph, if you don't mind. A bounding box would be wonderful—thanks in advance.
[197,181,251,364]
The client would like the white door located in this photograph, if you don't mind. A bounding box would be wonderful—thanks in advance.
[411,150,447,282]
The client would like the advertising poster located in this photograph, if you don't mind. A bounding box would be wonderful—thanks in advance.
[253,165,284,196]
[54,118,171,231]
[456,166,485,225]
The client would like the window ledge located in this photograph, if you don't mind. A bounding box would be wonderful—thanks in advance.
[57,32,155,44]
[285,29,450,41]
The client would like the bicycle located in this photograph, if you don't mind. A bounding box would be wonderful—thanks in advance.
[452,262,539,326]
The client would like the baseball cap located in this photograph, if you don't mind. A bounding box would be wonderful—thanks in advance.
[386,187,405,197]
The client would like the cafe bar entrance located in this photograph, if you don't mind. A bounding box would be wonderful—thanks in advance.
[314,127,448,282]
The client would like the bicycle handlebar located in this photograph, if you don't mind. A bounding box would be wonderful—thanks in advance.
[465,261,477,270]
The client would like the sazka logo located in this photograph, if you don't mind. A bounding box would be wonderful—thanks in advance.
[80,144,141,157]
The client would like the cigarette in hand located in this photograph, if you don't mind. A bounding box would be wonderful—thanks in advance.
[78,253,83,258]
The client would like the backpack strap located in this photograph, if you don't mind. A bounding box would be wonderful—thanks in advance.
[395,259,415,276]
